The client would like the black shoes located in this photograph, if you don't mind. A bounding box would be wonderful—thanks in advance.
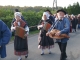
[25,55,28,58]
[60,56,67,60]
[41,53,44,55]
[65,55,67,58]
[49,52,52,54]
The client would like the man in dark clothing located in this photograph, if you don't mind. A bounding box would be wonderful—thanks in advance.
[46,9,70,60]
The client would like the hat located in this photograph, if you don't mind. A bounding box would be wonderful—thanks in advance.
[45,9,50,12]
[14,12,22,18]
[15,9,19,12]
[57,9,66,15]
[45,9,52,15]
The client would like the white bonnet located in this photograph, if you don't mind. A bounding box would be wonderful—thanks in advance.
[42,12,50,20]
[14,12,22,18]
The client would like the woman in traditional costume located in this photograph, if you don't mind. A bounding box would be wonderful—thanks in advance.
[11,12,29,60]
[37,11,54,55]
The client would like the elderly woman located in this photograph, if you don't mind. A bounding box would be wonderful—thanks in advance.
[37,11,54,55]
[11,12,29,60]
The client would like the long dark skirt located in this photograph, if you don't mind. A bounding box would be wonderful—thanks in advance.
[14,36,28,56]
[38,30,54,49]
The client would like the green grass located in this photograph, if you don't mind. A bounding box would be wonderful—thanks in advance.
[10,30,39,41]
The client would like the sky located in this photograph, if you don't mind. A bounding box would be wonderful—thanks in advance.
[0,0,80,7]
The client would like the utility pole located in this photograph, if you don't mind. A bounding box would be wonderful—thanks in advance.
[53,0,57,11]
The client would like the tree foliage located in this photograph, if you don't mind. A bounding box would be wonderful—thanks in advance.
[63,2,80,15]
[0,2,80,31]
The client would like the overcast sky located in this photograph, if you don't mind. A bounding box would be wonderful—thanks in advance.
[0,0,80,7]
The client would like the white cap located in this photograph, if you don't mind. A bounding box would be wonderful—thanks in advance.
[14,12,22,18]
[42,12,50,20]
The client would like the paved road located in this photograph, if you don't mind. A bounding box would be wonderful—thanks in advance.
[0,30,80,60]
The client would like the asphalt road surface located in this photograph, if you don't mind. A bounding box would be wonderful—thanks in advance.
[0,30,80,60]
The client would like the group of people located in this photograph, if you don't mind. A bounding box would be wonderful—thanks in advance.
[0,8,79,60]
[68,14,80,33]
[59,13,80,33]
[38,9,70,60]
